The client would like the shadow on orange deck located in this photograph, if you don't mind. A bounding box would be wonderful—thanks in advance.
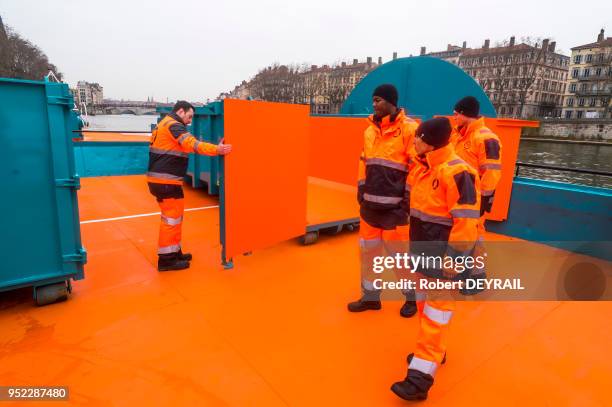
[0,175,610,406]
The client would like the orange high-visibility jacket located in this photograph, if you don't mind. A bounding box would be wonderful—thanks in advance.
[358,109,418,229]
[452,117,502,198]
[147,113,218,185]
[408,144,480,254]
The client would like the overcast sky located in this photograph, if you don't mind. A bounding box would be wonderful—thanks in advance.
[1,0,610,102]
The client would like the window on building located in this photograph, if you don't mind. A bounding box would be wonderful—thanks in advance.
[508,106,514,114]
[493,93,498,100]
[583,68,590,77]
[567,98,574,106]
[586,54,593,63]
[578,98,585,106]
[577,111,583,119]
[574,55,582,64]
[596,67,602,76]
[500,106,506,114]
[572,69,579,78]
[565,110,572,119]
[580,83,587,91]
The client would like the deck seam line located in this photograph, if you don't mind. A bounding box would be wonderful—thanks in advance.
[80,205,219,224]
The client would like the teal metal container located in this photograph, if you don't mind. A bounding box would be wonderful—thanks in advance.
[340,56,496,119]
[156,102,224,195]
[74,141,149,176]
[0,77,86,305]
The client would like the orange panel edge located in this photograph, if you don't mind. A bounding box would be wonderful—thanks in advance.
[221,99,310,267]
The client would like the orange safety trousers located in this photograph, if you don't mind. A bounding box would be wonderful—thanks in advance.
[359,218,411,301]
[157,198,184,255]
[411,296,455,376]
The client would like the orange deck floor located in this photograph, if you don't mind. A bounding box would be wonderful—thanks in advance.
[1,174,611,406]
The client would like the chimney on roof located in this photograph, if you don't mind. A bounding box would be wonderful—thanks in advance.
[542,39,549,52]
[462,41,467,49]
[311,65,317,70]
[483,39,490,49]
[420,46,426,55]
[341,61,346,67]
[393,52,398,60]
[447,44,452,51]
[353,58,358,65]
[378,56,382,64]
[549,41,556,52]
[367,56,372,65]
[509,36,515,47]
[598,28,605,42]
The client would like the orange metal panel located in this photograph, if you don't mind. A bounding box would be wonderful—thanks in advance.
[308,116,367,185]
[222,99,309,259]
[483,118,539,221]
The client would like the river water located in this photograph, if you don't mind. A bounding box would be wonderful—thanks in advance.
[86,115,612,189]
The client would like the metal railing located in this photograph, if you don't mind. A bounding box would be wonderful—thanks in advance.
[515,161,612,177]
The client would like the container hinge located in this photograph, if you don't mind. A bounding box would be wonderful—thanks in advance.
[56,176,81,190]
[47,95,72,106]
[63,248,87,264]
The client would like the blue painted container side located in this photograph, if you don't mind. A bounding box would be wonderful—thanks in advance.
[340,56,496,120]
[0,77,86,292]
[487,177,612,260]
[75,141,149,177]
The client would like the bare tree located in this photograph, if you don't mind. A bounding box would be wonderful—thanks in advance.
[515,37,547,118]
[0,22,63,81]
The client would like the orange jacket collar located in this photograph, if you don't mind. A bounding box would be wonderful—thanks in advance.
[368,109,407,131]
[458,116,485,138]
[423,144,454,168]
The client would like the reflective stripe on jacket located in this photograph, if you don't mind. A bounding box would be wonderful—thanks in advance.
[358,109,418,229]
[452,117,502,197]
[408,144,480,256]
[147,112,218,185]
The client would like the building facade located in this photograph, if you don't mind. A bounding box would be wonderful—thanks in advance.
[223,56,386,114]
[74,81,104,108]
[427,37,570,118]
[562,29,612,119]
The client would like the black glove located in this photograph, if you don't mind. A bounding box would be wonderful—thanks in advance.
[480,194,494,216]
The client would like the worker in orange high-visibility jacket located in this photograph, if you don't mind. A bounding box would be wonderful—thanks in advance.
[148,100,232,271]
[391,117,480,401]
[451,96,502,293]
[347,84,420,318]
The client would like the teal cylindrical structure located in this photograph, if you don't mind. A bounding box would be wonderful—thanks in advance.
[340,56,496,119]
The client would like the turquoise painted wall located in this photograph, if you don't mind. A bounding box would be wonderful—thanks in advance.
[487,177,612,260]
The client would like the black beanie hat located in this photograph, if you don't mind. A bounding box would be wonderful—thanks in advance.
[372,84,399,107]
[417,117,452,149]
[454,96,480,118]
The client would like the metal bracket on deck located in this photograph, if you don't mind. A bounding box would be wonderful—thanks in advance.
[62,248,87,264]
[55,176,81,190]
[47,95,72,106]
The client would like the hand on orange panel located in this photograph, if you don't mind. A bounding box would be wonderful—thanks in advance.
[217,138,233,155]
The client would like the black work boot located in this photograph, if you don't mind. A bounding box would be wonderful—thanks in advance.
[391,369,434,401]
[157,253,190,272]
[400,300,417,318]
[347,298,382,312]
[407,352,446,365]
[177,250,192,262]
